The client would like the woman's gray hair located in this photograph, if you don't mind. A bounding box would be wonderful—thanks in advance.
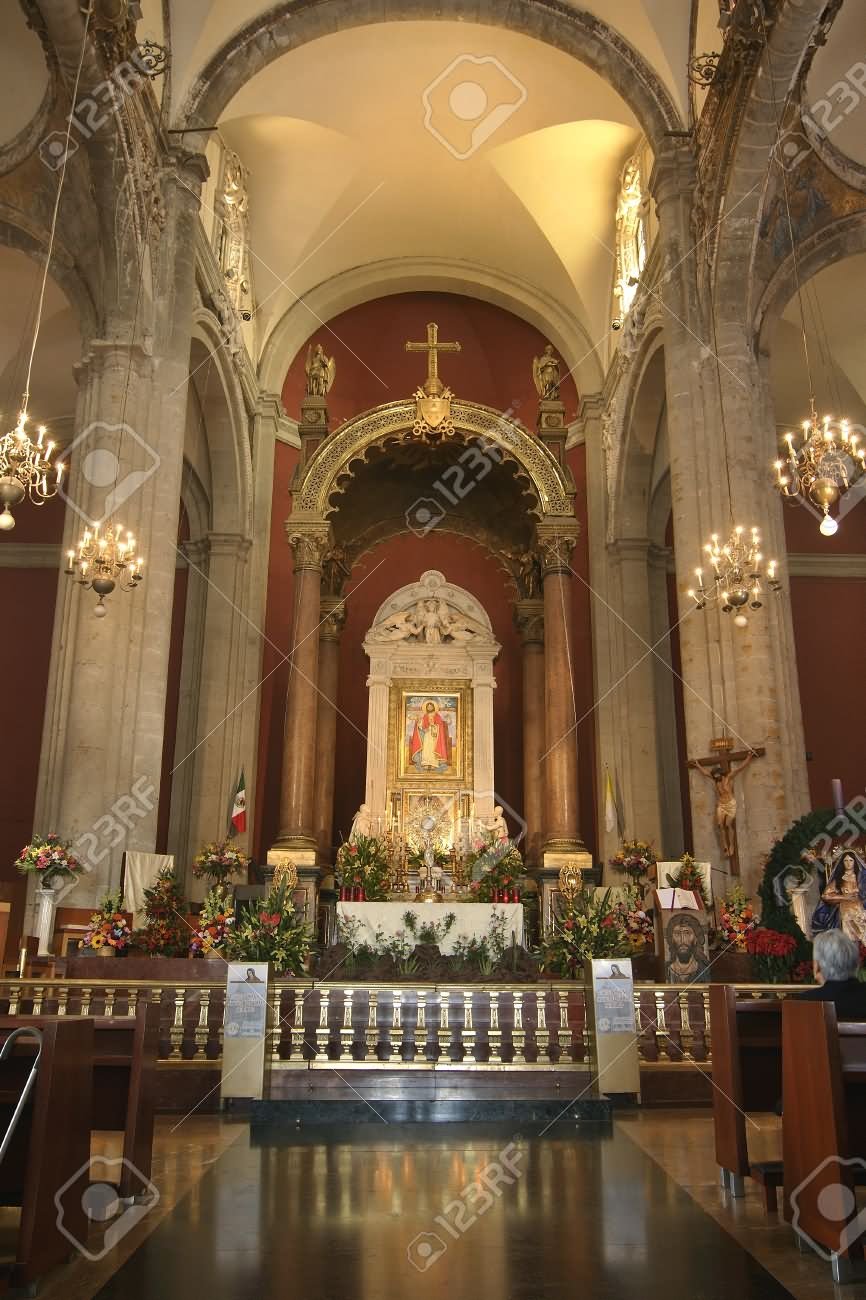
[813,930,861,981]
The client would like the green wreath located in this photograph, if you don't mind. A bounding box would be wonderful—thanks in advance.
[757,807,836,966]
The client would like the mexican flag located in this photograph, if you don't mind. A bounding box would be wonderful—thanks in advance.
[229,770,247,836]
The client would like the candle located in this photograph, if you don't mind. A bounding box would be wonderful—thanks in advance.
[832,778,844,814]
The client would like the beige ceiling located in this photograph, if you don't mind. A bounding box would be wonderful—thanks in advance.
[0,4,49,149]
[806,0,866,170]
[0,247,80,431]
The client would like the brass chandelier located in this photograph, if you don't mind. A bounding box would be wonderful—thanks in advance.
[689,526,781,628]
[774,402,865,536]
[65,522,143,618]
[0,415,64,530]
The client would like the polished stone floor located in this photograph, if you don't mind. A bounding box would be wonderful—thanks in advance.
[35,1112,866,1300]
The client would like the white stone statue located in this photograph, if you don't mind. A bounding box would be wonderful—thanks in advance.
[368,596,484,645]
[487,806,509,841]
[349,802,373,842]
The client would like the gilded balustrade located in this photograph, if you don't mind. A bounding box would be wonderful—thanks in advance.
[0,979,796,1070]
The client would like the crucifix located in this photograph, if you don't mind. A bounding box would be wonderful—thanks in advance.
[688,737,765,875]
[405,322,461,396]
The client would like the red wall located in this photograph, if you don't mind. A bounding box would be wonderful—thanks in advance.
[257,291,597,861]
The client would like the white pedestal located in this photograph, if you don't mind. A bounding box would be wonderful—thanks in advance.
[35,886,58,956]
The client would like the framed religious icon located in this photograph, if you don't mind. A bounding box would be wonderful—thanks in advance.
[395,685,467,782]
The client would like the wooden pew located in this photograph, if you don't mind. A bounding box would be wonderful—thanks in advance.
[0,1018,92,1290]
[708,984,784,1209]
[782,1000,866,1282]
[0,1002,159,1200]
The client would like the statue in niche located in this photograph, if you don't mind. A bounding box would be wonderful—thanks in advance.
[305,343,336,397]
[532,344,561,400]
[811,850,866,944]
[322,542,351,596]
[512,547,542,599]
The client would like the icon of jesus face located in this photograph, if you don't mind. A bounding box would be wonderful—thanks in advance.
[425,701,436,715]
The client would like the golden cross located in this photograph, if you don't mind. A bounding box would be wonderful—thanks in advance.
[405,322,461,395]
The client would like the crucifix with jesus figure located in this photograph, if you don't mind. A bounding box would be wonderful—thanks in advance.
[688,737,765,876]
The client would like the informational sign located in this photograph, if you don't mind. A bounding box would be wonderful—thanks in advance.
[220,963,271,1103]
[591,959,636,1036]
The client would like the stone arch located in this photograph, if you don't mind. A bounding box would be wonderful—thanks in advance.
[258,257,604,398]
[189,311,254,536]
[610,332,667,541]
[294,397,573,521]
[180,0,683,147]
[0,210,97,342]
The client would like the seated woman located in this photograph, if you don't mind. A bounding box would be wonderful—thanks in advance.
[810,850,866,945]
[794,930,866,1018]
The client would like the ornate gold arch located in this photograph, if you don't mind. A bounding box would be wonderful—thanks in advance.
[293,397,575,519]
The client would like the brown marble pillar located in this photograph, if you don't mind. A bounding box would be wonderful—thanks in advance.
[313,599,346,859]
[515,600,545,867]
[538,525,588,863]
[276,522,330,850]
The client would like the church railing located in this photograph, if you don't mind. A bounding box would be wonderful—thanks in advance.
[0,979,797,1068]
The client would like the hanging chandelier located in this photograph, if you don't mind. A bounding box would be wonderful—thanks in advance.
[0,413,64,530]
[774,401,864,536]
[688,526,781,628]
[64,522,143,617]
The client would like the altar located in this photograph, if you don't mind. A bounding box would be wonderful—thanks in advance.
[336,901,525,954]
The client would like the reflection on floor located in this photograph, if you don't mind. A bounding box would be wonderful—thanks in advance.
[34,1111,866,1300]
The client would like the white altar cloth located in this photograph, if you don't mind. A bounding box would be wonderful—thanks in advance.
[336,901,524,954]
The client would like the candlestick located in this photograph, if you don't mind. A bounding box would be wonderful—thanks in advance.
[832,778,844,814]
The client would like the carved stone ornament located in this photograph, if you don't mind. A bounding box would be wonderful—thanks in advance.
[320,599,347,641]
[538,532,577,576]
[366,571,497,648]
[287,524,331,572]
[514,600,545,645]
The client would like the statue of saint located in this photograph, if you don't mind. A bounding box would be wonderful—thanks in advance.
[690,750,758,859]
[532,344,561,400]
[811,851,866,944]
[514,548,542,599]
[322,543,351,596]
[305,343,336,397]
[487,806,509,841]
[349,803,373,843]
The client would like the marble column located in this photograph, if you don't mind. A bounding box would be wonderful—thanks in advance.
[313,598,346,860]
[537,522,590,870]
[275,521,331,856]
[515,600,545,867]
[33,151,209,907]
[650,138,809,892]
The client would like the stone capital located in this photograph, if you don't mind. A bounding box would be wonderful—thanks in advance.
[514,599,545,645]
[74,338,154,385]
[286,517,332,572]
[536,520,580,577]
[320,597,347,642]
[648,136,697,210]
[164,148,210,195]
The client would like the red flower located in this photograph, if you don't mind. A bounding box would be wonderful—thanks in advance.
[564,920,574,931]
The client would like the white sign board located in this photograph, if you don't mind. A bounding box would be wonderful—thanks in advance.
[591,959,636,1036]
[220,962,271,1102]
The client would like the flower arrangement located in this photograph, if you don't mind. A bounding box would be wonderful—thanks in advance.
[193,840,250,887]
[133,866,189,956]
[335,834,391,901]
[190,885,235,957]
[82,892,132,952]
[224,880,311,974]
[718,885,757,952]
[610,839,657,886]
[541,885,630,978]
[667,853,710,910]
[745,926,797,983]
[466,830,523,902]
[15,833,83,888]
[615,886,654,951]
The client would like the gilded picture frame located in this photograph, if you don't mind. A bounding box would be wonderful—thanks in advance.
[389,680,471,787]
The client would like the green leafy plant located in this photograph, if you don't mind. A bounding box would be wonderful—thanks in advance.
[224,880,311,975]
[402,910,457,946]
[667,854,710,910]
[466,831,523,901]
[541,885,630,978]
[133,866,188,955]
[335,834,391,901]
[757,808,836,969]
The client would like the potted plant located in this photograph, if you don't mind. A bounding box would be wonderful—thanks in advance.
[466,831,524,902]
[81,892,132,957]
[193,840,250,889]
[132,866,189,956]
[335,835,391,902]
[713,885,758,981]
[609,839,657,888]
[15,832,83,890]
[189,885,235,959]
[541,884,631,978]
[224,879,311,975]
[745,926,798,983]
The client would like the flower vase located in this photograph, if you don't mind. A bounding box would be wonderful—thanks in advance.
[35,883,59,956]
[205,948,223,960]
[97,945,115,958]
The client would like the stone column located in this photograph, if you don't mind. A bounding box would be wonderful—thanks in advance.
[515,600,545,867]
[274,520,331,857]
[363,660,391,826]
[33,151,209,908]
[313,598,346,860]
[537,522,591,873]
[650,138,809,891]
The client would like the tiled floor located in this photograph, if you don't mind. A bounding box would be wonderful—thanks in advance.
[31,1110,866,1300]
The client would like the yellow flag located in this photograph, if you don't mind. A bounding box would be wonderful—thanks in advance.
[604,766,617,834]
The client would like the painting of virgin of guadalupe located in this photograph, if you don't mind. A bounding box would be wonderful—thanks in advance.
[401,693,460,778]
[811,850,866,945]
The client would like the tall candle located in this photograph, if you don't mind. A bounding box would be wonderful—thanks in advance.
[832,778,844,814]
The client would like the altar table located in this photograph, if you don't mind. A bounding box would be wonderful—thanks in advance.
[336,901,525,954]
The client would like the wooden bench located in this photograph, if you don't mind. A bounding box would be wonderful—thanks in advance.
[708,984,784,1210]
[0,1002,158,1200]
[782,1000,866,1282]
[0,1018,92,1290]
